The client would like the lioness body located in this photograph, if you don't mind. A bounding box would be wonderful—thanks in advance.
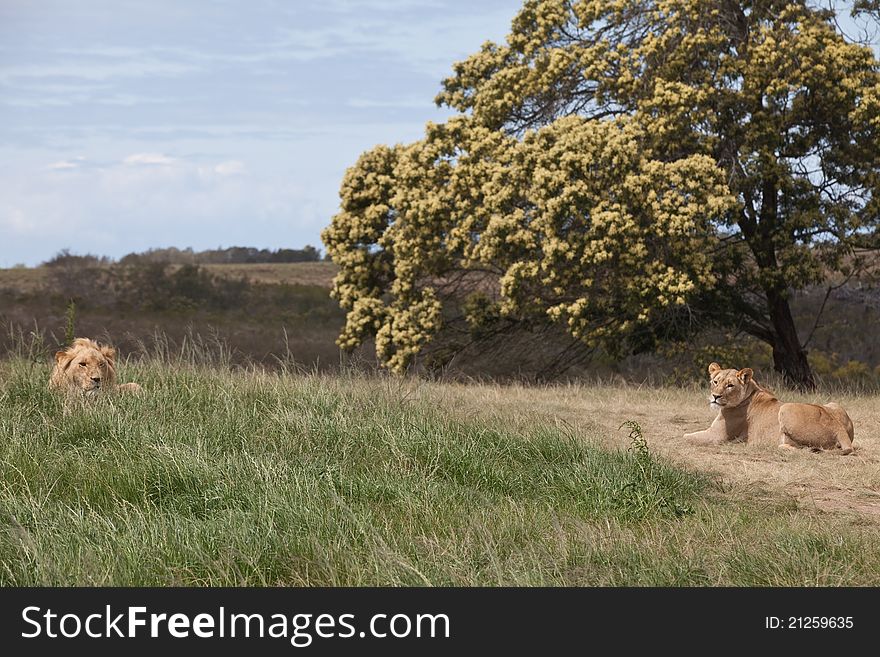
[49,337,142,396]
[778,401,854,453]
[683,363,853,454]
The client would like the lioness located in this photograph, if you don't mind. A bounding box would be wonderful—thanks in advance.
[49,337,142,395]
[683,362,853,455]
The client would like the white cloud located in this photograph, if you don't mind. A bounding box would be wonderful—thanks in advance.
[347,96,431,109]
[2,91,170,108]
[47,159,81,170]
[4,96,85,108]
[322,0,445,11]
[0,151,331,265]
[0,56,199,84]
[214,160,245,176]
[123,152,176,166]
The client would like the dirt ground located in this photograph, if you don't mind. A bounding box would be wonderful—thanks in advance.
[423,379,880,523]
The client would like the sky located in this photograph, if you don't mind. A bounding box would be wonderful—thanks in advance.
[2,2,876,268]
[0,0,523,266]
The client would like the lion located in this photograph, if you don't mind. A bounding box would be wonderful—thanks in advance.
[49,337,142,396]
[683,362,853,455]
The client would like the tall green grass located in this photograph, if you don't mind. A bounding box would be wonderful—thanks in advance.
[0,357,878,585]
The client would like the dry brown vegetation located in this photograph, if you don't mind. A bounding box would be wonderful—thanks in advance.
[199,262,338,287]
[0,262,338,292]
[0,263,346,371]
[4,260,880,383]
[414,380,880,524]
[0,266,48,294]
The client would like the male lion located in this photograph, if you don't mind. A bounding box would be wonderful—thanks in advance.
[49,337,142,396]
[683,362,853,455]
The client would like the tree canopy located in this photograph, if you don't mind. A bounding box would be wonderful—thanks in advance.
[323,0,880,387]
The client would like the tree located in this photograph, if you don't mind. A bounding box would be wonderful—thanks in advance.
[854,0,880,20]
[323,0,880,388]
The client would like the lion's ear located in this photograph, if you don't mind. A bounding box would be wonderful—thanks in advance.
[737,368,753,384]
[100,345,116,364]
[55,350,73,368]
[708,362,722,375]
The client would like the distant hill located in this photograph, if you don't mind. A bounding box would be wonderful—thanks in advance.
[42,245,325,267]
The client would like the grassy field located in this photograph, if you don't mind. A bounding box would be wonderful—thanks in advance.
[1,352,878,586]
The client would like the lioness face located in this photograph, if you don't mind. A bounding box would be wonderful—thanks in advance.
[707,362,755,410]
[52,339,117,395]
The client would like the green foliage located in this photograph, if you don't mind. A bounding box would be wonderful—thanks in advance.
[117,263,250,311]
[834,360,872,381]
[2,324,46,365]
[462,292,502,338]
[323,0,880,385]
[809,350,879,386]
[45,262,256,312]
[620,420,693,517]
[622,419,651,462]
[659,333,774,385]
[64,299,76,346]
[42,249,111,268]
[117,245,322,266]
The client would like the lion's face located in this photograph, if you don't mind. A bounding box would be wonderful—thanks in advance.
[50,338,117,395]
[706,362,755,410]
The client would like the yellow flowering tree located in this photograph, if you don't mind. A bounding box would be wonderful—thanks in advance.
[324,0,880,388]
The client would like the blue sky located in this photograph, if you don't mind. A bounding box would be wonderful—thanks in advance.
[2,2,875,268]
[0,0,522,266]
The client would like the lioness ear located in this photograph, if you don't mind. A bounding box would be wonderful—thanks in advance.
[737,368,753,384]
[100,345,116,363]
[708,362,722,375]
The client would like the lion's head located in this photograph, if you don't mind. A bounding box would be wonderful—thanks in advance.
[706,362,756,410]
[49,337,118,395]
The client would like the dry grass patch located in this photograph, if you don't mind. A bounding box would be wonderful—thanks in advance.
[201,262,337,287]
[414,380,880,523]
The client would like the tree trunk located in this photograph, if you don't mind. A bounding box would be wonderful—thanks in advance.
[766,288,815,391]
